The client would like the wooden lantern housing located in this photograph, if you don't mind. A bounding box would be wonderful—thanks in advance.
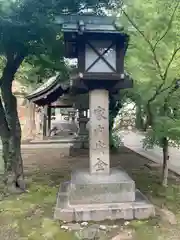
[55,15,131,90]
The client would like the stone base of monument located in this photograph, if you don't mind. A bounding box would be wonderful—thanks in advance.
[71,136,89,149]
[54,168,155,222]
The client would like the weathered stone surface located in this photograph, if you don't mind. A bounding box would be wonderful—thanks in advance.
[134,205,155,220]
[72,137,89,149]
[133,190,155,219]
[54,186,155,222]
[54,207,74,222]
[77,115,89,137]
[72,110,89,149]
[89,89,110,174]
[69,168,135,204]
[53,88,155,223]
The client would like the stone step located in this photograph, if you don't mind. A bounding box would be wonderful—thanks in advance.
[54,182,155,222]
[0,145,70,157]
[68,168,135,205]
[30,138,76,144]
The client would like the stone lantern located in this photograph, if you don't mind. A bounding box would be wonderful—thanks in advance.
[62,15,128,84]
[54,15,154,222]
[74,93,89,149]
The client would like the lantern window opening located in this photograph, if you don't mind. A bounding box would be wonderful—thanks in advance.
[85,40,116,73]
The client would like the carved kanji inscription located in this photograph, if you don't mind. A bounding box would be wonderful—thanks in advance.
[94,106,107,121]
[94,124,104,134]
[90,90,110,174]
[93,157,108,172]
[95,140,106,149]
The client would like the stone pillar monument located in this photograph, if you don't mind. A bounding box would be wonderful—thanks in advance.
[54,89,155,221]
[54,14,154,222]
[89,89,109,174]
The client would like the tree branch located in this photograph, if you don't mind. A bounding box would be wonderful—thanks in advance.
[163,46,180,80]
[122,4,180,104]
[0,49,27,86]
[153,1,180,51]
[121,9,164,81]
[148,78,177,105]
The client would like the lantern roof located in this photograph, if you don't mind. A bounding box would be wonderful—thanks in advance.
[55,14,124,34]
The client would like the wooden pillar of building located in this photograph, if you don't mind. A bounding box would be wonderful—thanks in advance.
[27,101,36,138]
[43,105,48,138]
[47,105,51,134]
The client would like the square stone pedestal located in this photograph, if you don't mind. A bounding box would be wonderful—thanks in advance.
[69,169,135,204]
[54,168,155,222]
[71,136,89,149]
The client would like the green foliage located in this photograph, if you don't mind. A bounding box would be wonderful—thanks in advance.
[0,0,116,87]
[0,0,115,56]
[122,0,180,98]
[143,116,180,149]
[110,131,123,149]
[109,94,122,149]
[0,0,68,90]
[120,0,180,148]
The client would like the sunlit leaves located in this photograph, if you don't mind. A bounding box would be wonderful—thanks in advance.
[120,0,180,148]
[123,0,180,88]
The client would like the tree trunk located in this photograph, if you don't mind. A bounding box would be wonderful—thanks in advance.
[0,52,26,193]
[1,80,25,193]
[144,102,153,131]
[0,98,10,181]
[135,104,144,131]
[162,137,169,187]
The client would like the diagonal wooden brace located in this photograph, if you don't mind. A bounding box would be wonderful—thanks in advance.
[86,41,116,72]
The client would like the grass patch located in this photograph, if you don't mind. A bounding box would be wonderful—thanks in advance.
[129,164,180,240]
[1,148,180,240]
[0,170,77,240]
[132,166,180,211]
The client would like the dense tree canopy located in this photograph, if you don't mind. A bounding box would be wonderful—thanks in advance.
[0,0,116,193]
[119,0,180,185]
[0,0,117,85]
